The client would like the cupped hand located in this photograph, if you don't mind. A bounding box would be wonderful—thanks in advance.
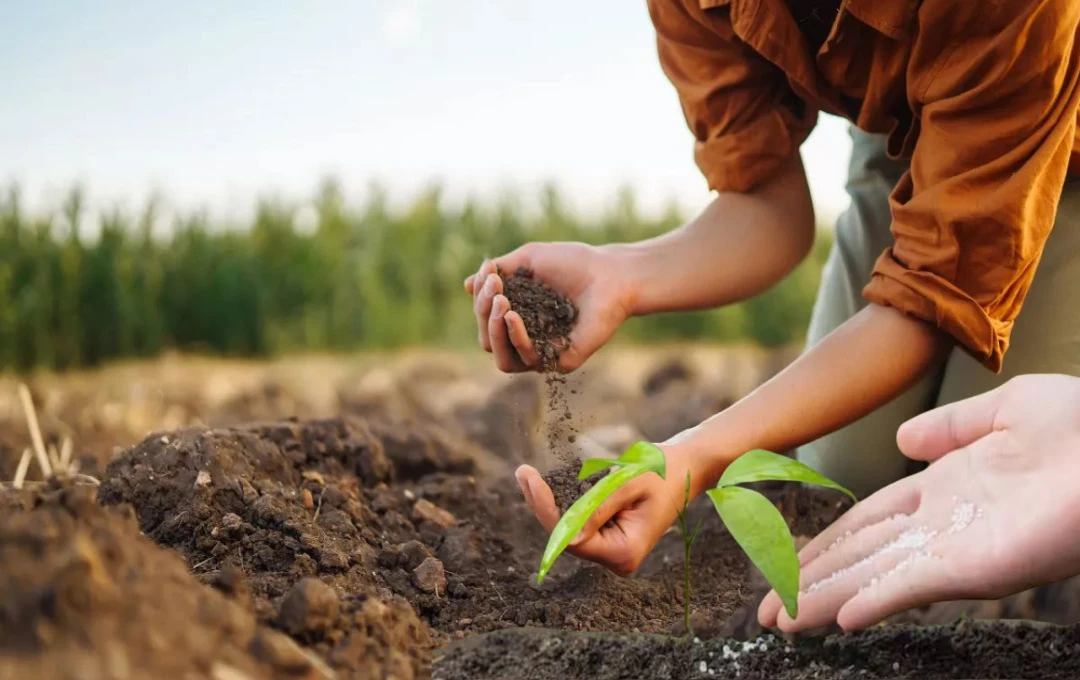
[757,374,1080,632]
[463,242,635,373]
[513,447,691,577]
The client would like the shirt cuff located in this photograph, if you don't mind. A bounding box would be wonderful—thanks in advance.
[693,107,817,193]
[863,249,1010,372]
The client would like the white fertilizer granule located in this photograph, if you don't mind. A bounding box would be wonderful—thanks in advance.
[806,526,937,594]
[948,496,983,534]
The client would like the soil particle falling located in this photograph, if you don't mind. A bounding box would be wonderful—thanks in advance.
[499,266,580,467]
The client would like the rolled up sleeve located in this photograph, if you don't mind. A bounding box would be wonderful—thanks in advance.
[647,0,817,193]
[864,0,1080,372]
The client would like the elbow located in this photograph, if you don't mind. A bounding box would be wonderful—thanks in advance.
[762,154,816,272]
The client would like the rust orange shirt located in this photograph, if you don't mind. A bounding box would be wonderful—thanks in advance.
[648,0,1080,371]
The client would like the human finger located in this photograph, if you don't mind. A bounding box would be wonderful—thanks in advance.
[897,387,1004,463]
[516,465,561,533]
[836,551,950,631]
[490,296,527,372]
[758,481,920,627]
[473,271,502,352]
[505,311,541,369]
[772,514,917,632]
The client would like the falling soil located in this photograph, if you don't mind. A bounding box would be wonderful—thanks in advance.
[499,266,580,466]
[433,621,1080,680]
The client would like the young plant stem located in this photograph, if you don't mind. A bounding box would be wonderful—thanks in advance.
[675,471,704,637]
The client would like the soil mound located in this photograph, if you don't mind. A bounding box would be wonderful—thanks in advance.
[97,417,750,642]
[0,481,342,680]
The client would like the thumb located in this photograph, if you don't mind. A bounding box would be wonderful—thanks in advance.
[897,385,1004,462]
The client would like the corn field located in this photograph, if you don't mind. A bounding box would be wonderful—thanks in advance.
[0,179,831,371]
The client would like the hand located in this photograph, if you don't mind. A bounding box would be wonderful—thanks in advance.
[513,446,694,576]
[757,374,1080,632]
[463,242,635,373]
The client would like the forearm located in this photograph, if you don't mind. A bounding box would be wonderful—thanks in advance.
[670,304,953,496]
[613,154,815,315]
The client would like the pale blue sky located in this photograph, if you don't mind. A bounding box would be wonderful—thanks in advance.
[0,1,853,223]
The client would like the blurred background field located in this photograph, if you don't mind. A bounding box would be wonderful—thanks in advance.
[1,1,842,478]
[0,183,831,371]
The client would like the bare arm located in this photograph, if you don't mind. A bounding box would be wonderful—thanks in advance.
[612,153,816,316]
[671,304,953,496]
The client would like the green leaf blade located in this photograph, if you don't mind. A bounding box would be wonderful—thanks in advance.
[707,486,800,619]
[615,441,667,477]
[577,458,618,479]
[717,449,856,502]
[536,464,643,583]
[537,441,666,584]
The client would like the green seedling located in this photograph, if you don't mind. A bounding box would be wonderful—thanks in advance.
[536,443,854,622]
[674,470,704,637]
[535,441,666,584]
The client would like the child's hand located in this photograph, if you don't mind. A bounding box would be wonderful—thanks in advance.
[513,447,694,577]
[464,242,635,373]
[757,374,1080,632]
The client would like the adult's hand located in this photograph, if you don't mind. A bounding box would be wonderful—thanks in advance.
[464,242,636,373]
[758,374,1080,632]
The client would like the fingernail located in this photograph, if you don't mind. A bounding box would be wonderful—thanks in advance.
[516,467,534,504]
[483,276,495,295]
[569,531,586,546]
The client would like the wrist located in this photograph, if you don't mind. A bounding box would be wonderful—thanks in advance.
[600,241,659,317]
[658,430,739,499]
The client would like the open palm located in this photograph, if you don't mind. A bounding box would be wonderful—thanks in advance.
[758,374,1080,631]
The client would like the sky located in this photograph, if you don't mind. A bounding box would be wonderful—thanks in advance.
[0,0,853,224]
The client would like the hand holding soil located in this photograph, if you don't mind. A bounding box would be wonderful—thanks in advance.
[758,374,1080,632]
[514,446,695,577]
[464,242,635,373]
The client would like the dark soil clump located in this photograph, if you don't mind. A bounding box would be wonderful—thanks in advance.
[434,621,1080,679]
[498,266,576,370]
[541,462,607,514]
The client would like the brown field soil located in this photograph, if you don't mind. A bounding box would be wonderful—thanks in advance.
[2,349,1080,679]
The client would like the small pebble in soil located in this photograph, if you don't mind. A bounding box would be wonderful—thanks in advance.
[413,556,447,595]
[276,577,339,635]
[412,498,457,528]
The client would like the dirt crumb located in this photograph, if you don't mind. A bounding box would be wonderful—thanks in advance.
[500,266,581,466]
[277,577,340,636]
[499,266,576,369]
[541,463,607,515]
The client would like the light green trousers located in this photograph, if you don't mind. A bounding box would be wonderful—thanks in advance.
[795,126,1080,498]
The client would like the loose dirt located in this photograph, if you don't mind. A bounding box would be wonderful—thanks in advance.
[434,621,1080,680]
[7,355,1080,678]
[0,480,345,680]
[499,266,580,467]
[95,417,749,654]
[540,462,609,514]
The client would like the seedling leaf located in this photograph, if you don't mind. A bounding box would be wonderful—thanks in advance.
[707,485,800,619]
[537,441,666,584]
[577,458,617,479]
[718,449,855,502]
